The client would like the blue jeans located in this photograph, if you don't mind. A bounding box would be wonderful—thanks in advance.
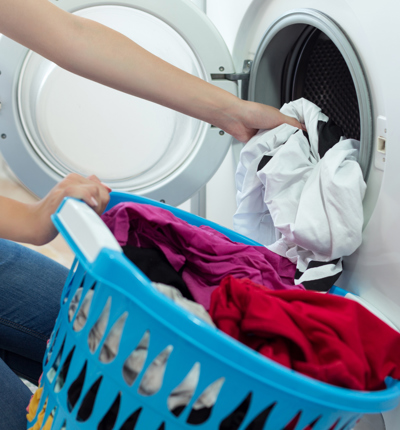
[0,239,68,430]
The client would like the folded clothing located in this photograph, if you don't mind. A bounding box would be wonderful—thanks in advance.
[101,202,302,310]
[209,276,400,391]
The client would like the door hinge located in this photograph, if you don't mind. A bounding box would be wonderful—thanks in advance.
[211,60,252,100]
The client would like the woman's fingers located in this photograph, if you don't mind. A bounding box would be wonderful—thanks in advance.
[283,114,307,131]
[62,181,110,215]
[87,174,112,192]
[53,173,111,215]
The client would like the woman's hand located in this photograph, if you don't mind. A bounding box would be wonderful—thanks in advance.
[217,99,306,143]
[31,173,111,245]
[0,173,111,245]
[36,173,111,217]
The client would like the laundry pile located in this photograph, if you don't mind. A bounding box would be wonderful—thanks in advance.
[234,98,366,290]
[27,99,400,430]
[98,200,400,392]
[100,199,301,310]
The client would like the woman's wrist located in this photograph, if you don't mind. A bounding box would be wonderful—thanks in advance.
[28,201,58,245]
[209,97,248,142]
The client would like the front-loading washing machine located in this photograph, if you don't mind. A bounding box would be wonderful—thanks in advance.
[0,0,399,428]
[228,2,400,428]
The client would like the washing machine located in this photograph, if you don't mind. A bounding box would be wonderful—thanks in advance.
[0,0,399,428]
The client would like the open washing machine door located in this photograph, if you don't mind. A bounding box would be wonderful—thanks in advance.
[0,0,237,206]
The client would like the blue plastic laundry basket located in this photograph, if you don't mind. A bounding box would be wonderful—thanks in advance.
[29,192,400,430]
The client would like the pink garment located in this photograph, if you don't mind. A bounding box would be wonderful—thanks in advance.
[101,202,302,309]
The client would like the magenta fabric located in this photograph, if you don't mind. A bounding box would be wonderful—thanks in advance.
[101,202,303,309]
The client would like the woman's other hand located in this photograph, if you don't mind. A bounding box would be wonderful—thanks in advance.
[0,173,111,245]
[32,173,111,245]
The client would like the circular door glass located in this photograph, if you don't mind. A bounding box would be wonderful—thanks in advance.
[18,5,206,190]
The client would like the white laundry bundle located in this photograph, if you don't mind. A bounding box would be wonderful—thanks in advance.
[234,98,367,290]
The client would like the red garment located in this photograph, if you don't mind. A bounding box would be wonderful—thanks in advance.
[210,276,400,391]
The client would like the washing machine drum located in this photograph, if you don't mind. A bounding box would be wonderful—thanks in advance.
[284,28,360,140]
[243,10,372,179]
[0,0,235,206]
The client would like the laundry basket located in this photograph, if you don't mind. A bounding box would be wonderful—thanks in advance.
[30,192,400,430]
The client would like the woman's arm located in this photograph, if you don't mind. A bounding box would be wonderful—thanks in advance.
[0,0,304,142]
[0,174,110,245]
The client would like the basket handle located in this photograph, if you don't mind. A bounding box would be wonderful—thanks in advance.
[51,197,122,263]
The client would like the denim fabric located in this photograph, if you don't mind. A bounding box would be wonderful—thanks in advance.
[0,239,68,430]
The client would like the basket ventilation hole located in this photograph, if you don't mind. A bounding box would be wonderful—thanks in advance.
[100,312,128,363]
[157,424,165,430]
[282,412,321,430]
[76,376,103,422]
[60,419,67,430]
[45,406,57,429]
[62,263,80,304]
[47,337,66,384]
[68,288,83,322]
[244,402,276,430]
[328,419,340,430]
[72,288,95,332]
[219,392,252,430]
[119,407,142,430]
[54,347,76,393]
[97,392,121,430]
[283,412,301,430]
[167,362,200,416]
[34,395,49,423]
[45,326,60,366]
[67,361,88,411]
[123,331,150,386]
[187,377,225,425]
[340,417,358,430]
[307,416,321,429]
[48,326,60,351]
[138,345,173,396]
[63,293,70,304]
[88,297,111,353]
